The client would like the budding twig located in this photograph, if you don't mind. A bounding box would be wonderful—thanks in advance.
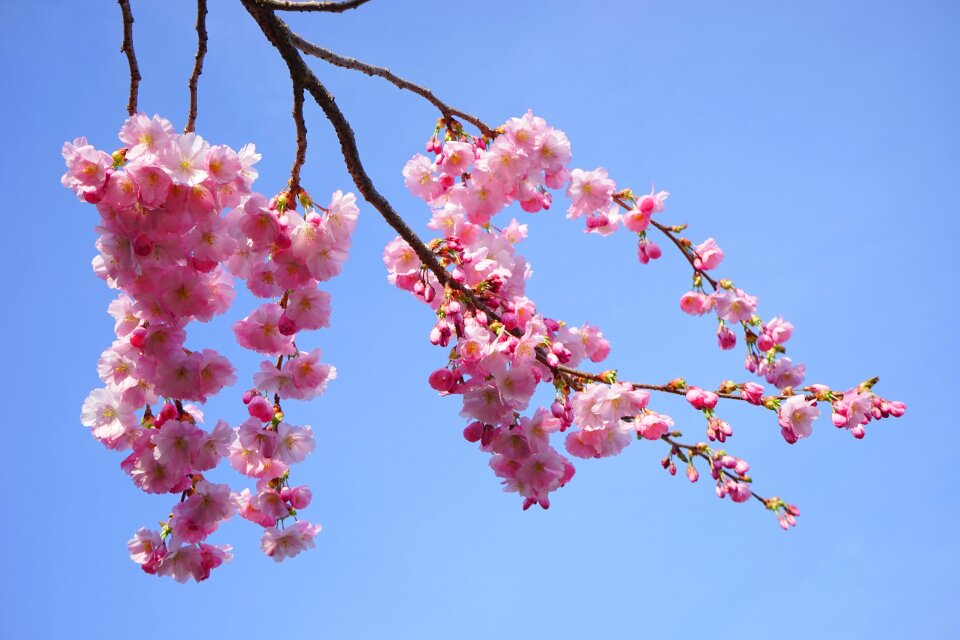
[184,0,209,133]
[117,0,141,116]
[611,194,719,290]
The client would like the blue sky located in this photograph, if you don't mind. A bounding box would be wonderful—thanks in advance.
[1,1,957,638]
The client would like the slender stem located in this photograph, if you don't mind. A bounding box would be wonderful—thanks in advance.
[117,0,141,116]
[290,81,307,192]
[256,0,372,12]
[184,0,208,133]
[288,30,495,137]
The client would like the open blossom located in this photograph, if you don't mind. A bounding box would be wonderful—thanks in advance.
[679,291,711,315]
[233,303,295,356]
[81,388,136,449]
[119,113,174,160]
[713,289,758,323]
[403,154,445,201]
[694,238,724,271]
[273,422,316,464]
[778,395,819,442]
[261,521,321,562]
[637,411,674,440]
[282,349,336,401]
[566,167,615,218]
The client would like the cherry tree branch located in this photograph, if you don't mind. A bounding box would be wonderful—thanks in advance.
[184,0,208,133]
[243,3,815,413]
[287,30,496,137]
[117,0,141,116]
[255,0,372,13]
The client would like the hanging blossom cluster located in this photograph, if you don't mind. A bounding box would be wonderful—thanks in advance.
[386,111,905,524]
[564,165,906,443]
[63,114,355,581]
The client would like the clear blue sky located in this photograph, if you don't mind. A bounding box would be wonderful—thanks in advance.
[2,1,957,638]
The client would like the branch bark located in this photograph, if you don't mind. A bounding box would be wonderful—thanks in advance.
[117,0,141,116]
[256,0,372,13]
[185,0,209,133]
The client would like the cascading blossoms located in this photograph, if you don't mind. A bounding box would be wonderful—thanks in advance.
[64,114,357,582]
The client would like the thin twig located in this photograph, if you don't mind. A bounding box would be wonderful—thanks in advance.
[288,30,496,137]
[117,0,141,116]
[185,0,209,133]
[291,80,307,192]
[257,0,372,12]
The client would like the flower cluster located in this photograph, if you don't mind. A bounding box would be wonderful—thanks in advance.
[562,164,906,446]
[387,112,906,524]
[65,114,354,580]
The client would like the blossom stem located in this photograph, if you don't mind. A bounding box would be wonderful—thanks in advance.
[184,0,208,134]
[116,0,141,116]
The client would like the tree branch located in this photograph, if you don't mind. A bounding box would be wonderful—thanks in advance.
[117,0,141,116]
[287,30,496,137]
[242,3,796,409]
[290,80,307,193]
[184,0,208,133]
[256,0,372,13]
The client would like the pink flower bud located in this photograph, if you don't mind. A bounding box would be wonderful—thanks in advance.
[158,402,178,422]
[129,327,147,349]
[740,382,764,405]
[428,368,455,393]
[290,486,312,510]
[247,395,274,422]
[638,194,656,215]
[717,325,737,350]
[757,333,774,352]
[686,466,699,483]
[551,401,565,419]
[133,234,153,257]
[278,313,297,336]
[463,421,483,443]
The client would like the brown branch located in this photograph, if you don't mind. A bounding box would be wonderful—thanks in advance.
[256,0,372,12]
[287,30,496,137]
[290,81,307,192]
[184,0,208,133]
[117,0,141,116]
